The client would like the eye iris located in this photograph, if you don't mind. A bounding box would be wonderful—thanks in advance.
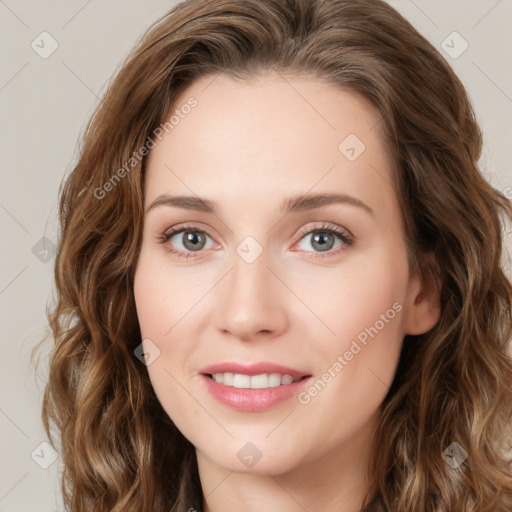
[183,231,206,251]
[311,232,335,252]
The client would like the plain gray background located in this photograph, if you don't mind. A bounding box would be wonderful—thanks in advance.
[1,1,511,510]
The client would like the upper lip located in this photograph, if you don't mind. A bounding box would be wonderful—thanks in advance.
[199,362,311,378]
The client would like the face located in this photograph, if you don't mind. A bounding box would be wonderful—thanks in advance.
[133,72,434,478]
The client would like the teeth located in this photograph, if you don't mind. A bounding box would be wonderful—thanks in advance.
[211,372,302,389]
[268,373,282,387]
[281,375,293,385]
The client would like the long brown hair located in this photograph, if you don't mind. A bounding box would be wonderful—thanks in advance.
[37,0,512,510]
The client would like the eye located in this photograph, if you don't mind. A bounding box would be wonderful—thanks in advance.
[293,223,353,257]
[158,224,216,259]
[158,222,354,260]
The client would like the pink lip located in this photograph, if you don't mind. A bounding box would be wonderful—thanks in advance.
[199,361,312,412]
[199,361,309,378]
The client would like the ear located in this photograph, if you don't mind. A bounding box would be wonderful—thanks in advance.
[403,253,441,335]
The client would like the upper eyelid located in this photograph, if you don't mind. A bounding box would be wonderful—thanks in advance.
[296,223,352,240]
[165,222,347,236]
[165,222,214,236]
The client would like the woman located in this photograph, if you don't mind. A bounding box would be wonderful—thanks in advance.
[40,0,512,510]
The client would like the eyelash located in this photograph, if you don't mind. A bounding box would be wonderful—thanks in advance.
[158,223,354,260]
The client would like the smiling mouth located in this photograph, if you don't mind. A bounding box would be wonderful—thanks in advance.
[205,372,311,390]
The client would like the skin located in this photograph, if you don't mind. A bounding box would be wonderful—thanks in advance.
[133,72,440,512]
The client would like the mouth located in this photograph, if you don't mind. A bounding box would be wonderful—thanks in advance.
[204,372,311,389]
[201,372,313,412]
[199,362,313,412]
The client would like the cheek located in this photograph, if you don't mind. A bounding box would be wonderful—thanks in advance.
[133,244,213,338]
[292,250,407,444]
[290,246,408,356]
[133,249,212,426]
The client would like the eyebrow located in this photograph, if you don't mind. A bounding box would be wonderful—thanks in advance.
[145,192,374,217]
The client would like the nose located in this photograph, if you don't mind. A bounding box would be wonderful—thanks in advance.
[213,251,289,341]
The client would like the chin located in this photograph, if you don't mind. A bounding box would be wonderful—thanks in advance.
[196,437,305,476]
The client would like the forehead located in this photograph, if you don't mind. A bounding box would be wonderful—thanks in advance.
[144,72,393,212]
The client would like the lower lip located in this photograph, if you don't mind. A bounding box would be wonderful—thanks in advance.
[201,374,312,412]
